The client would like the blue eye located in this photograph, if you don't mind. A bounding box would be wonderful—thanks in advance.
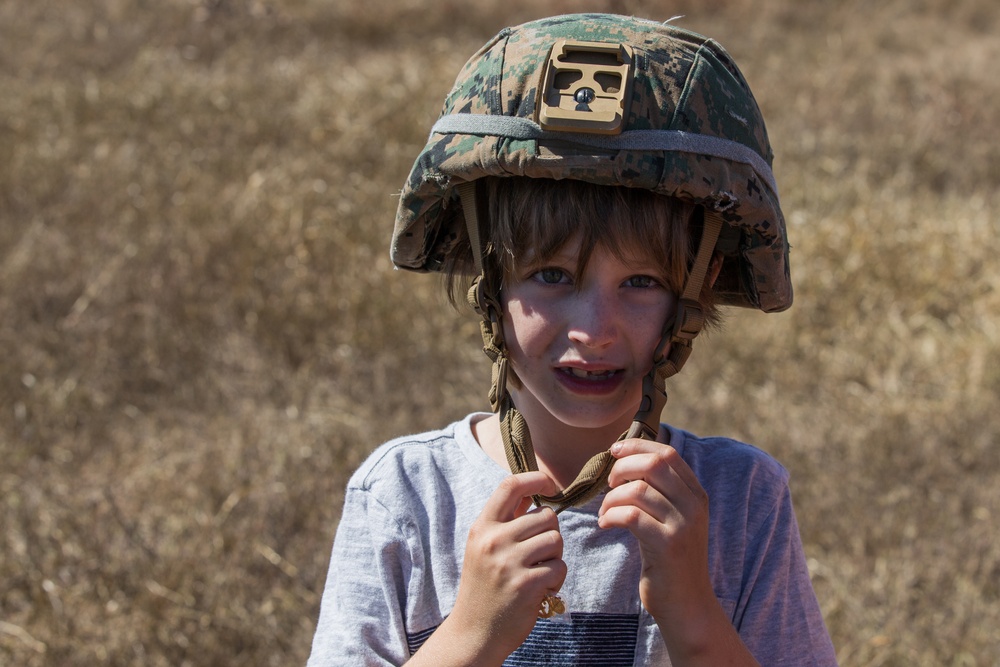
[535,268,569,284]
[625,275,657,289]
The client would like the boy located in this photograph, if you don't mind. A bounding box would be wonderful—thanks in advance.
[308,13,837,666]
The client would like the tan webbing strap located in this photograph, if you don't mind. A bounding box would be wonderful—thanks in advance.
[627,209,725,442]
[500,396,618,511]
[456,182,483,276]
[685,210,724,303]
[659,209,724,378]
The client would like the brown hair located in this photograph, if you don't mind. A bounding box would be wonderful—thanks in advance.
[444,177,721,328]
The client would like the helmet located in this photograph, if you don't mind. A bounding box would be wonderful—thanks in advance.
[392,13,790,312]
[389,14,790,511]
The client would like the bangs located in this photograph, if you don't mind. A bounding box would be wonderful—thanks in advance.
[484,177,695,295]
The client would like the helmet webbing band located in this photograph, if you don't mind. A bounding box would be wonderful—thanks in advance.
[459,182,723,513]
[433,114,779,198]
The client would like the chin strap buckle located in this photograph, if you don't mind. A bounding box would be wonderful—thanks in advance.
[672,298,706,343]
[468,275,504,349]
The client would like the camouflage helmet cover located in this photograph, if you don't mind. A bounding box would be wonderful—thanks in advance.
[391,13,791,312]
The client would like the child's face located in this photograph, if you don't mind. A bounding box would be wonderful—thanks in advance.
[501,234,676,434]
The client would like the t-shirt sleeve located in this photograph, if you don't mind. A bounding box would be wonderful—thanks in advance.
[307,485,412,666]
[736,482,839,666]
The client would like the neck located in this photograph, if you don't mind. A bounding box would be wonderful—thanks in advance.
[486,389,632,491]
[522,418,622,490]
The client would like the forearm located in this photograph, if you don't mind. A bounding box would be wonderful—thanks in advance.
[656,599,760,667]
[405,615,507,667]
[406,473,565,667]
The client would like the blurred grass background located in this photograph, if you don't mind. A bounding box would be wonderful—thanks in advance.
[1,0,998,665]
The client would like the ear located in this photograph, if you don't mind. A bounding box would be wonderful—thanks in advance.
[707,251,724,288]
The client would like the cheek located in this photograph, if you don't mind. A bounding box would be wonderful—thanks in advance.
[640,315,667,350]
[500,302,552,391]
[630,297,676,359]
[502,303,551,360]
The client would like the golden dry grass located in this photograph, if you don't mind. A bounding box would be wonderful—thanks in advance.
[1,0,998,665]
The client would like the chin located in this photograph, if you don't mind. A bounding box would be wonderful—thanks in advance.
[512,383,642,435]
[550,404,637,434]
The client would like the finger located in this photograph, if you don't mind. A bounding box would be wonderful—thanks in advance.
[483,471,558,522]
[599,478,673,521]
[596,502,663,534]
[513,495,535,520]
[611,439,703,496]
[610,437,663,458]
[517,523,563,566]
[510,505,560,543]
[608,456,707,522]
[607,453,684,495]
[526,557,568,593]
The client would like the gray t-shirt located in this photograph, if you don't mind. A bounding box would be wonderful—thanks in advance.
[308,414,837,666]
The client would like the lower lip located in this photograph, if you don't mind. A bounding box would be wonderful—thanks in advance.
[555,368,626,396]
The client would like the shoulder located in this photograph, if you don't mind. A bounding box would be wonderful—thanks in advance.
[667,425,790,520]
[668,427,802,577]
[669,425,788,486]
[345,413,501,512]
[349,420,461,488]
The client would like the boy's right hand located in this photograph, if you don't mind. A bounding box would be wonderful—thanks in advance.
[417,471,565,665]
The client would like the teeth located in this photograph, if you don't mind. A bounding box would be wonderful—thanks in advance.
[568,368,614,379]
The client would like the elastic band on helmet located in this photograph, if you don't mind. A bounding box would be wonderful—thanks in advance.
[432,114,778,197]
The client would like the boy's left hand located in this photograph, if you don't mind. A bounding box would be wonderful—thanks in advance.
[598,439,759,666]
[596,438,713,626]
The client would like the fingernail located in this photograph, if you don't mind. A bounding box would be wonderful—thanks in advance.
[610,442,623,456]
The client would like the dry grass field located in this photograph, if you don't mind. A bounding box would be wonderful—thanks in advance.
[2,0,998,665]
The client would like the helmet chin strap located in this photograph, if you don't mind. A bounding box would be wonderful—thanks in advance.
[458,182,723,514]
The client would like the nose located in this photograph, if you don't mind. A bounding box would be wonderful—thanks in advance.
[566,289,619,349]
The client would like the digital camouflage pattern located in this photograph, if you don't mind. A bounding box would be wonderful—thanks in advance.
[390,13,792,313]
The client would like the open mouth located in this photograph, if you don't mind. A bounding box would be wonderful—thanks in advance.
[560,367,621,380]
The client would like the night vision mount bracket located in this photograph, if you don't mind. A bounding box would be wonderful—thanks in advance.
[535,39,634,135]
